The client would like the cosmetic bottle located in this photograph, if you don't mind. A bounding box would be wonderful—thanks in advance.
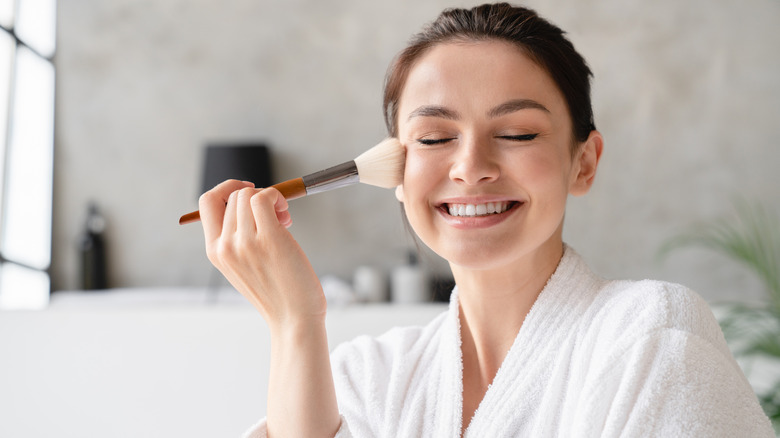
[78,203,108,290]
[353,265,388,303]
[391,251,429,304]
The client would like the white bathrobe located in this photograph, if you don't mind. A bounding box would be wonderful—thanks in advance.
[244,246,773,437]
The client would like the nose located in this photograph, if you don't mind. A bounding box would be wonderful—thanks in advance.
[448,137,500,185]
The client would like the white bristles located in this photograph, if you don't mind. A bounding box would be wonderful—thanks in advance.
[354,138,405,188]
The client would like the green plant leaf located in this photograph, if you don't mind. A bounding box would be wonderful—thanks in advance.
[659,199,780,310]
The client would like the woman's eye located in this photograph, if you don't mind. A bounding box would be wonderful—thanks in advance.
[498,134,538,142]
[417,138,454,145]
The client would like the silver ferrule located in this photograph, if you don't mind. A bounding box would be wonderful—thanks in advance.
[302,160,359,196]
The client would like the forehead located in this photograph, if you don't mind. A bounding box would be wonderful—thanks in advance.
[397,40,567,121]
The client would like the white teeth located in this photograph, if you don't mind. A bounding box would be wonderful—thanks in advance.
[446,202,512,217]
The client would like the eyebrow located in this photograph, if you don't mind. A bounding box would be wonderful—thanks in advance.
[407,98,550,122]
[487,99,550,118]
[406,105,461,121]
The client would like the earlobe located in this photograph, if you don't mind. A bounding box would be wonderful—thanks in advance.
[570,130,603,196]
[395,184,405,203]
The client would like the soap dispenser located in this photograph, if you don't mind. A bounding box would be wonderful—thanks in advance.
[391,251,429,304]
[78,203,108,290]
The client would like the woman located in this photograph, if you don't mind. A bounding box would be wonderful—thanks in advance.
[199,4,773,437]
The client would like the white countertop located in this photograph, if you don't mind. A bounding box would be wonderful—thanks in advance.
[1,287,446,438]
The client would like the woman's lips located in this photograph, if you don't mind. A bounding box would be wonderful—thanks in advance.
[444,201,516,218]
[436,200,523,228]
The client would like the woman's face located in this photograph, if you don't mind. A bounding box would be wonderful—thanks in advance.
[395,40,599,272]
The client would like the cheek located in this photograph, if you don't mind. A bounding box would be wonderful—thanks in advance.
[399,150,446,239]
[403,154,427,188]
[509,149,573,201]
[402,149,445,199]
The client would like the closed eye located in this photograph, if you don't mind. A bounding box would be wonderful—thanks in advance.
[417,138,455,145]
[498,134,538,141]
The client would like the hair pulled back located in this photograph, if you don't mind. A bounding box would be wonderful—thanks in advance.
[383,3,596,145]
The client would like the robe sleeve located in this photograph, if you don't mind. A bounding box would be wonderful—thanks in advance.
[241,415,353,438]
[578,327,774,437]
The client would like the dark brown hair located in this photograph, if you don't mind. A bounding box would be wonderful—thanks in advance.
[383,3,596,146]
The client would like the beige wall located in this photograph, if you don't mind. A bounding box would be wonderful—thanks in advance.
[53,0,780,303]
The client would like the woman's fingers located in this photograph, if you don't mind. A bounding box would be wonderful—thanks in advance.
[222,189,240,236]
[201,182,291,251]
[278,207,293,229]
[275,193,292,228]
[251,188,291,231]
[236,187,260,235]
[198,181,326,328]
[199,179,253,242]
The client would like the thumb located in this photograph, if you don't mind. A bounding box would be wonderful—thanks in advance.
[250,188,291,230]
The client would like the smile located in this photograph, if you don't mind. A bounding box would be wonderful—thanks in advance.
[444,201,519,218]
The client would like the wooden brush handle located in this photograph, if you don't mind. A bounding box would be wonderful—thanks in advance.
[178,178,307,225]
[178,210,203,225]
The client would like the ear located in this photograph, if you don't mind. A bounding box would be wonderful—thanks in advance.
[569,130,603,197]
[395,184,405,203]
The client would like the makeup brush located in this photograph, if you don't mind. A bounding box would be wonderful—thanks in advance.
[179,137,405,225]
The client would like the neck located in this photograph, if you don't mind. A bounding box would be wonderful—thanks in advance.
[453,237,565,379]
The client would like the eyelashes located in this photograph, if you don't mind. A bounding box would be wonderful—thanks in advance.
[416,134,538,146]
[498,134,538,142]
[417,138,453,145]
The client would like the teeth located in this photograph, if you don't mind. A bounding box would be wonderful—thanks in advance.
[447,202,512,217]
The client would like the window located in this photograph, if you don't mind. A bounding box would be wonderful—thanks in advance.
[0,0,56,310]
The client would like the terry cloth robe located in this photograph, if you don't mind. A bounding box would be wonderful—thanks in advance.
[243,245,774,437]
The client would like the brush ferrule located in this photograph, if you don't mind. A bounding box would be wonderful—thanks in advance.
[302,160,359,195]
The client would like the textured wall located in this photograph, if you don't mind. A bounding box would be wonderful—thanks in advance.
[53,0,780,303]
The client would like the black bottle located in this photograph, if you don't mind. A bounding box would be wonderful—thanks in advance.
[79,203,108,290]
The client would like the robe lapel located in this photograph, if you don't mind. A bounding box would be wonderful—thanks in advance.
[463,247,603,437]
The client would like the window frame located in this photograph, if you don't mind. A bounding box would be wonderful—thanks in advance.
[0,0,57,310]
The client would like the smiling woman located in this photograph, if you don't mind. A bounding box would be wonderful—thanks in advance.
[394,40,596,278]
[195,3,774,438]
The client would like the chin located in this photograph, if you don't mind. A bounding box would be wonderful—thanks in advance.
[439,240,522,271]
[431,228,566,273]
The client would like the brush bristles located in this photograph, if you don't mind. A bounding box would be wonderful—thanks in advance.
[354,138,405,188]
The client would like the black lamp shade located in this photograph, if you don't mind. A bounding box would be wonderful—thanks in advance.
[201,143,273,195]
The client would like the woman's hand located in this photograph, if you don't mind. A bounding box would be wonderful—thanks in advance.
[198,179,327,328]
[199,179,341,437]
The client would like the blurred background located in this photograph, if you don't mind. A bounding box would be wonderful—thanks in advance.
[53,0,780,302]
[1,0,777,302]
[1,0,779,436]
